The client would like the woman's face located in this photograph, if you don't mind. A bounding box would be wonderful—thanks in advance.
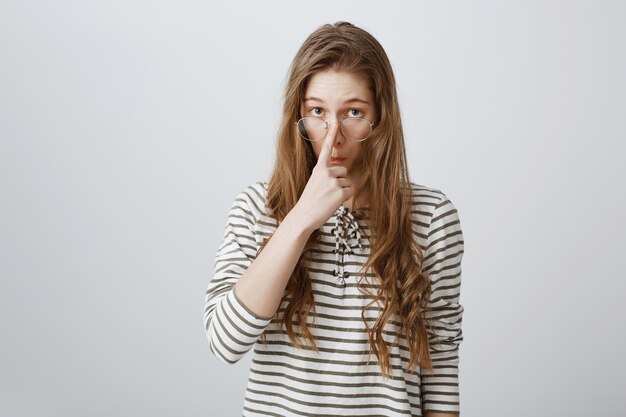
[300,68,377,177]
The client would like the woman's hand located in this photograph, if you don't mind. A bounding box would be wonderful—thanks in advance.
[292,132,354,233]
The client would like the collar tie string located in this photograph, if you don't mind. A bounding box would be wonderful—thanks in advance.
[331,204,363,287]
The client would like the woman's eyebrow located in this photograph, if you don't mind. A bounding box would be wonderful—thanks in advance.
[304,96,371,105]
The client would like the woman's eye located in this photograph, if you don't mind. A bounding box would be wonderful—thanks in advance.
[311,108,324,116]
[349,109,363,117]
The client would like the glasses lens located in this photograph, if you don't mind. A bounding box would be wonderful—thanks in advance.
[297,117,327,142]
[341,118,372,142]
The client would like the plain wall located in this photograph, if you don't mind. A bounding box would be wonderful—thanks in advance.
[1,1,624,416]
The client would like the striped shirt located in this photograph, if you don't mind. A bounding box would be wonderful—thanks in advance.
[204,180,465,416]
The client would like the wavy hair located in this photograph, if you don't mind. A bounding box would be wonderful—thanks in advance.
[257,21,434,378]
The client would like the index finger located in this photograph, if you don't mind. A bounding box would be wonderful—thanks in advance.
[316,127,336,168]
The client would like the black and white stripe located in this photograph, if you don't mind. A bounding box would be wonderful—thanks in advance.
[205,180,464,416]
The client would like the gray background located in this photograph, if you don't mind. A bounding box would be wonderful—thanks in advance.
[1,1,624,416]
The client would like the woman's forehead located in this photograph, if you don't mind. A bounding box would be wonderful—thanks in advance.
[303,70,373,104]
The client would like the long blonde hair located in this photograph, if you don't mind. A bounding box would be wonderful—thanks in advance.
[259,21,434,378]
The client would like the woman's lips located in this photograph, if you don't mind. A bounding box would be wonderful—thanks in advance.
[330,157,346,163]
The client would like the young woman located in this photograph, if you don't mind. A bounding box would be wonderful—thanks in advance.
[204,21,465,417]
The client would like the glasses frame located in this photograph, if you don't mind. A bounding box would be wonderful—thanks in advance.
[295,116,375,142]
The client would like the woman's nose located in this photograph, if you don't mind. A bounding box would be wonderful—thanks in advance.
[326,120,344,144]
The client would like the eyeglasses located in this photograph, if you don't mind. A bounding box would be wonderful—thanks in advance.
[295,116,374,142]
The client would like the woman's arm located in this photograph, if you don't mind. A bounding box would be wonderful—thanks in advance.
[204,185,313,364]
[420,193,465,414]
[233,209,312,318]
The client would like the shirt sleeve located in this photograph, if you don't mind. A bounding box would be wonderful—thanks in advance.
[203,184,274,364]
[420,193,465,414]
